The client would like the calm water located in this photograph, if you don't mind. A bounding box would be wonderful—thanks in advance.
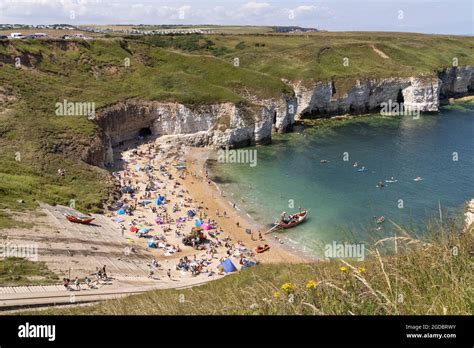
[209,103,474,257]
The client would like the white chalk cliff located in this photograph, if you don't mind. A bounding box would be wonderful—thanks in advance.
[86,66,474,166]
[293,66,473,118]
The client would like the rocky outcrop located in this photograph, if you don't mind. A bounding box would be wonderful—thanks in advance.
[85,66,474,167]
[293,66,474,118]
[89,100,287,165]
[250,95,298,133]
[438,66,474,99]
[464,199,474,232]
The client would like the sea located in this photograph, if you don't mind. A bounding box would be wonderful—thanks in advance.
[208,102,474,258]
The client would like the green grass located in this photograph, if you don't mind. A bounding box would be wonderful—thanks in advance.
[0,32,473,224]
[30,222,473,315]
[0,257,59,286]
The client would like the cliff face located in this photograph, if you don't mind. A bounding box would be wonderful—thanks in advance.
[293,66,474,118]
[90,99,293,165]
[85,66,473,167]
[438,66,474,99]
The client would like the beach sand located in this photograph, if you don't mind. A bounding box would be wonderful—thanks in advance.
[110,137,304,284]
[181,146,306,264]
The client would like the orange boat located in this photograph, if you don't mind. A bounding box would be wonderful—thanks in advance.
[66,215,95,224]
[278,210,308,229]
[256,244,270,253]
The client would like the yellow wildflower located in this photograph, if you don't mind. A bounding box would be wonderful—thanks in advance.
[273,291,281,299]
[340,266,348,272]
[280,282,296,293]
[357,267,366,274]
[305,280,317,289]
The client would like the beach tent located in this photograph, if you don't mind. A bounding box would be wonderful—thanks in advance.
[187,210,196,218]
[117,208,126,215]
[241,260,257,270]
[130,226,139,233]
[147,240,157,248]
[156,195,166,205]
[194,219,202,227]
[121,186,134,194]
[220,259,237,273]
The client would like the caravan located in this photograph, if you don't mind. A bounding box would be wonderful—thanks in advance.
[10,33,24,39]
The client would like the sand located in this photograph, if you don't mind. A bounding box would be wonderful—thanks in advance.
[0,137,304,293]
[109,137,304,283]
[181,146,306,263]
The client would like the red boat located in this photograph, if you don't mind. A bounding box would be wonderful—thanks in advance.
[66,215,95,224]
[278,210,308,229]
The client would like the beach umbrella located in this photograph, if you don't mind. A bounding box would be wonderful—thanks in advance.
[135,165,141,171]
[147,240,157,248]
[130,226,139,233]
[202,223,211,231]
[117,208,125,215]
[187,210,195,218]
[195,219,202,227]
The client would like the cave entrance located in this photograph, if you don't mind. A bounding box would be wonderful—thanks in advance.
[138,127,152,138]
[396,89,404,104]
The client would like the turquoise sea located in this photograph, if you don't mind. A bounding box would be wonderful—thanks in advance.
[209,103,474,258]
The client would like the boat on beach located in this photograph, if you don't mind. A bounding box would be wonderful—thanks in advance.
[66,215,95,224]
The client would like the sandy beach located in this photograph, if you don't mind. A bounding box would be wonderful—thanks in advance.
[108,137,304,284]
[181,146,307,264]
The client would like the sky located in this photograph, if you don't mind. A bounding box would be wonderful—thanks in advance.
[0,0,472,35]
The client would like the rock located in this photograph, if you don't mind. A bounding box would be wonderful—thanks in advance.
[291,66,474,117]
[81,66,474,167]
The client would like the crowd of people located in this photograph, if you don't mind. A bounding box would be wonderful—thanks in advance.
[105,139,258,282]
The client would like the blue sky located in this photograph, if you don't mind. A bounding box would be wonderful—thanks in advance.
[0,0,472,35]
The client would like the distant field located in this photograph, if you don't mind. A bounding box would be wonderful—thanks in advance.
[0,31,473,222]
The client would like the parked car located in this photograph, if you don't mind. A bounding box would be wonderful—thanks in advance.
[0,35,8,40]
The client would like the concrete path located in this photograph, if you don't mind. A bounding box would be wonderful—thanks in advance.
[0,275,220,311]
